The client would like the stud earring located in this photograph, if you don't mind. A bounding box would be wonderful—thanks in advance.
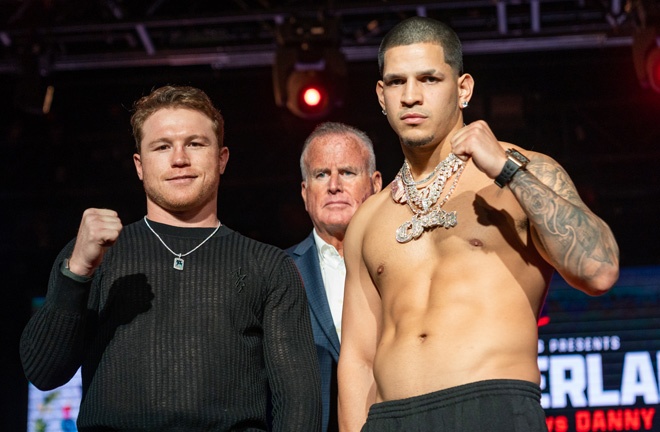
[381,109,387,115]
[461,101,468,108]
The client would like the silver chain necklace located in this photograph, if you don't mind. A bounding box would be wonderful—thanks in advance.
[143,216,221,271]
[391,153,465,243]
[400,159,442,186]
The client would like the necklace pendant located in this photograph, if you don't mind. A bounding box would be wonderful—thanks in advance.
[395,221,413,243]
[143,216,221,272]
[441,210,458,228]
[392,154,465,244]
[421,198,431,211]
[395,217,424,243]
[395,210,459,243]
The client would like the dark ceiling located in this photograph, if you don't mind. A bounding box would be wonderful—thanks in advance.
[0,0,642,73]
[2,2,660,429]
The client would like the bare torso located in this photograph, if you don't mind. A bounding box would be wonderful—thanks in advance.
[359,160,554,402]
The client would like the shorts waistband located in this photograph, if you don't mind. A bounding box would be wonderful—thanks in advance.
[367,379,541,420]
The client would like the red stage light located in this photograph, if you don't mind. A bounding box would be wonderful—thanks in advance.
[302,87,322,107]
[632,27,660,94]
[647,47,660,93]
[282,70,335,119]
[272,21,347,120]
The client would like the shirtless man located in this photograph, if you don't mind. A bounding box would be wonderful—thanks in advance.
[337,17,619,432]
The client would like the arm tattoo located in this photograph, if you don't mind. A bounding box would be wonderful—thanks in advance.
[509,161,618,281]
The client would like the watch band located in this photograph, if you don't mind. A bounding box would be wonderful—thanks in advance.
[61,258,93,283]
[494,158,521,188]
[495,148,531,188]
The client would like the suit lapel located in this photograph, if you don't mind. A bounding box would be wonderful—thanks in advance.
[290,234,341,359]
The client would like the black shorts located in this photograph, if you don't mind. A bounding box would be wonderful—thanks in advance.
[361,379,548,432]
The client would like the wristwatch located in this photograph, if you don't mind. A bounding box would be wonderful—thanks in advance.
[494,148,529,188]
[61,258,93,283]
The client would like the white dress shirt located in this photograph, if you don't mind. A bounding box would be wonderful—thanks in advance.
[313,229,346,342]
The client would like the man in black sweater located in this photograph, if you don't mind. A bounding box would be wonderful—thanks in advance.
[20,85,322,431]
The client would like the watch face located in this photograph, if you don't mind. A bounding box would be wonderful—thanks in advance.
[507,149,530,165]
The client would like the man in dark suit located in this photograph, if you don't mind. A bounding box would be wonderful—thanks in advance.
[287,122,382,432]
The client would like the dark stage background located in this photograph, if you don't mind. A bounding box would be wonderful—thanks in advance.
[2,4,660,430]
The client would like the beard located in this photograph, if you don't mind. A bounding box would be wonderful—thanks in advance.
[401,132,435,148]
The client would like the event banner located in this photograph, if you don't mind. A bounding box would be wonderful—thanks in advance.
[540,266,660,432]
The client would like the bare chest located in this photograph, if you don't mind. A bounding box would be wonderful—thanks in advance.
[363,178,532,285]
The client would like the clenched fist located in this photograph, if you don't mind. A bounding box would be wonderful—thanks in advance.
[67,208,123,277]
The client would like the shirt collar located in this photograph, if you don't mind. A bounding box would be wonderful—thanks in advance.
[312,229,343,267]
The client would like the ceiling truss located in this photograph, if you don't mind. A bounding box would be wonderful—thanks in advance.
[0,1,640,74]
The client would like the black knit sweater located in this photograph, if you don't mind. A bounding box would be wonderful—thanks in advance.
[20,220,322,431]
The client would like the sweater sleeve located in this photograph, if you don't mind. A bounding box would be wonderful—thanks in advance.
[264,252,322,432]
[20,242,93,390]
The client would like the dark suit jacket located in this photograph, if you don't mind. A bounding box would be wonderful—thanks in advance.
[287,232,341,432]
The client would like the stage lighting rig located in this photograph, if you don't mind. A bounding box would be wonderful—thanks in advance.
[272,16,347,119]
[631,0,660,93]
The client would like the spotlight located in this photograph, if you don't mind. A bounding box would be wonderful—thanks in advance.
[285,70,332,119]
[273,17,347,119]
[302,86,322,107]
[632,26,660,93]
[646,45,660,92]
[631,1,660,94]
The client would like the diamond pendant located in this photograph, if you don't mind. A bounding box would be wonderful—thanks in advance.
[395,209,459,243]
[396,218,423,243]
[173,256,184,271]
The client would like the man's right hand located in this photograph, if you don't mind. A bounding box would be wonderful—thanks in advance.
[67,208,123,278]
